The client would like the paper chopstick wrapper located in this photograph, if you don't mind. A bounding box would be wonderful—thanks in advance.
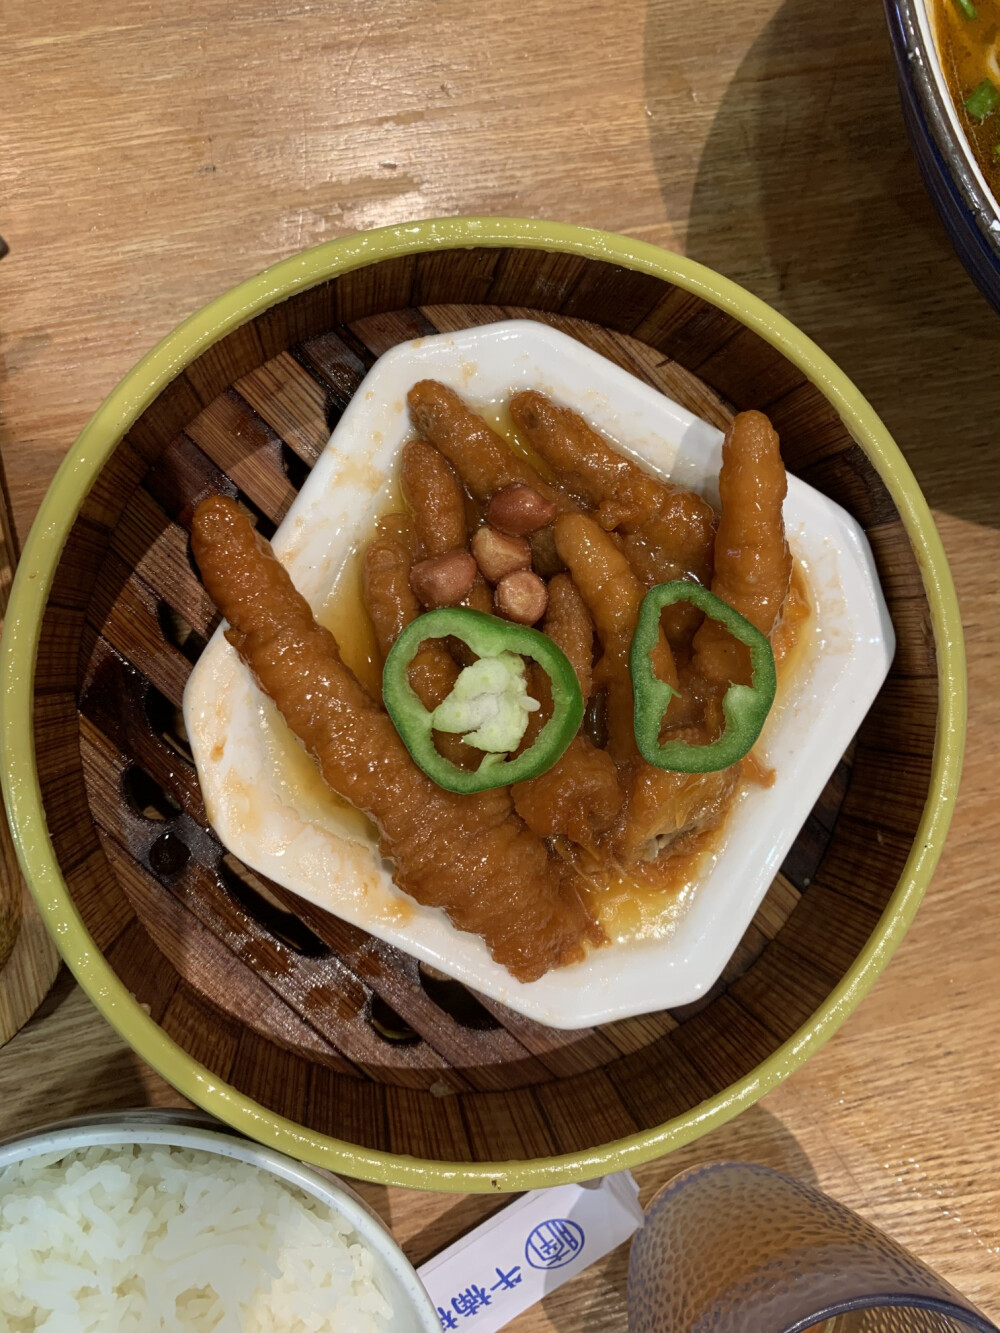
[417,1172,643,1330]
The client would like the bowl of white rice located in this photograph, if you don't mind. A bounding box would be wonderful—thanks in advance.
[0,1109,439,1332]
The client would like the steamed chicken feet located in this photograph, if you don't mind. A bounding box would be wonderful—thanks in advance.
[400,438,493,615]
[190,365,806,984]
[693,410,792,689]
[610,763,743,864]
[362,527,472,768]
[551,512,737,862]
[510,390,717,588]
[408,380,573,514]
[542,573,595,701]
[513,738,623,849]
[362,529,423,666]
[400,439,468,557]
[511,574,623,847]
[616,412,791,848]
[192,495,603,982]
[395,405,623,849]
[552,512,683,759]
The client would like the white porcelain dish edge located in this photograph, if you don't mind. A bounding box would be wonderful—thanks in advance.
[184,320,894,1029]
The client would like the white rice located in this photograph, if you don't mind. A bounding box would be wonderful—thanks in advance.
[0,1144,394,1332]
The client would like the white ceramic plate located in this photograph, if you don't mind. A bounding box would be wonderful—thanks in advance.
[184,320,894,1029]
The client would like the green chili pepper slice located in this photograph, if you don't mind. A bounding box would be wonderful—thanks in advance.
[965,78,999,120]
[383,608,583,794]
[630,581,777,773]
[953,0,978,18]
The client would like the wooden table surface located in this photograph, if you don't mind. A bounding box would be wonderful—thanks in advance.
[2,0,999,1326]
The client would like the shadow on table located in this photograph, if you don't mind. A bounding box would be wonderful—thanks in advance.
[643,0,1000,528]
[538,1102,819,1331]
[1,982,189,1141]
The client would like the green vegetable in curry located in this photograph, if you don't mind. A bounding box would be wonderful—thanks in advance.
[936,0,1000,182]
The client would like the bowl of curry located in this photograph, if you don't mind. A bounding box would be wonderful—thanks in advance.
[0,218,964,1190]
[885,0,1000,310]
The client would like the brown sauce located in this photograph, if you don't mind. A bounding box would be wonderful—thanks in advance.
[478,401,559,480]
[572,819,727,944]
[317,539,384,698]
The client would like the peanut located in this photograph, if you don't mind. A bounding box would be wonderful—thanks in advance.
[528,524,564,577]
[495,569,549,625]
[409,550,477,609]
[471,525,532,583]
[487,483,559,536]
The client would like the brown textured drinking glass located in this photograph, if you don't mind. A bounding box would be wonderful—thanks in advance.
[627,1162,998,1333]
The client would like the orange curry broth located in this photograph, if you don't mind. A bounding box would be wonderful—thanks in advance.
[934,0,1000,190]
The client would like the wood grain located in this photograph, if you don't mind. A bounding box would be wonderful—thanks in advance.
[0,449,59,1043]
[0,0,998,1328]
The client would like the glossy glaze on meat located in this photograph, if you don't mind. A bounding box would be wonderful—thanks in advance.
[192,495,604,982]
[193,383,798,978]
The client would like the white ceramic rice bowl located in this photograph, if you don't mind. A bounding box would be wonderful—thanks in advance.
[0,1109,438,1332]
